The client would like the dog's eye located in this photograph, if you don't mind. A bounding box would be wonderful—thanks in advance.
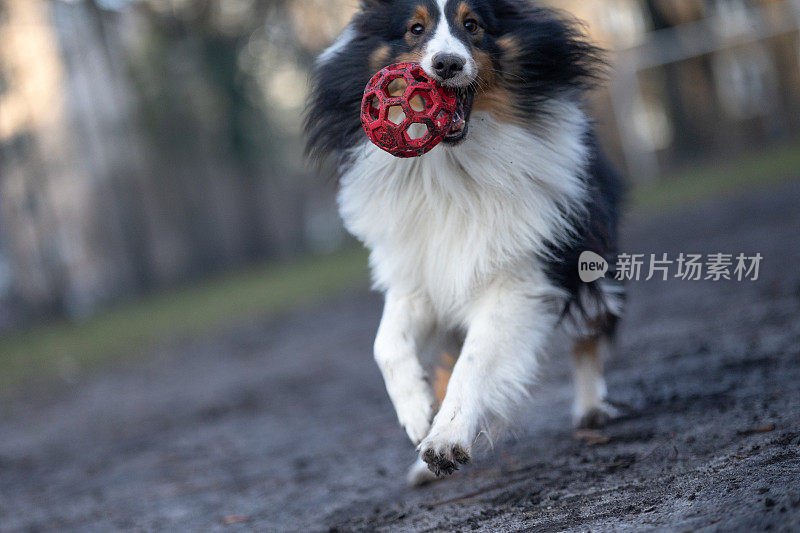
[464,19,479,33]
[410,23,425,35]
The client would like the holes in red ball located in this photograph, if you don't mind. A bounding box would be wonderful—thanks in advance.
[361,63,458,157]
[367,95,380,122]
[409,92,427,113]
[387,105,406,125]
[435,109,451,127]
[406,123,429,141]
[386,78,407,97]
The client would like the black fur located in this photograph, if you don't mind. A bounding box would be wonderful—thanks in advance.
[489,2,603,117]
[543,131,626,336]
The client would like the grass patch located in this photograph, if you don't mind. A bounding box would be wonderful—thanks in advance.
[0,246,369,393]
[631,141,800,213]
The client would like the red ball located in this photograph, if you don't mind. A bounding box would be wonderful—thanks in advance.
[361,63,457,158]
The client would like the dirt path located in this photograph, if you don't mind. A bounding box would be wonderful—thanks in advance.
[1,182,799,532]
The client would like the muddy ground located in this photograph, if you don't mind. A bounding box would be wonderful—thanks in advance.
[1,181,800,532]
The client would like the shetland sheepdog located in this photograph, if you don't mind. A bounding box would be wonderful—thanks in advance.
[306,0,624,486]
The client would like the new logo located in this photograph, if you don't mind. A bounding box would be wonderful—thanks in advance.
[579,251,609,283]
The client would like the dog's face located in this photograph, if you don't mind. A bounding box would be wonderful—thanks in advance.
[306,0,599,160]
[359,0,509,144]
[360,0,485,85]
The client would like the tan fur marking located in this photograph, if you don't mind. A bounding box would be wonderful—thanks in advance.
[574,336,601,356]
[572,338,605,397]
[473,36,526,125]
[457,2,471,20]
[473,48,495,84]
[405,6,433,47]
[497,35,521,54]
[496,36,522,75]
[412,5,431,26]
[571,334,619,430]
[473,87,520,125]
[434,351,457,406]
[369,45,392,72]
[472,48,517,124]
[497,35,522,71]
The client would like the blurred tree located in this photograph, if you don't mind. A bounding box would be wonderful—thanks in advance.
[133,0,290,268]
[643,0,710,159]
[0,0,339,328]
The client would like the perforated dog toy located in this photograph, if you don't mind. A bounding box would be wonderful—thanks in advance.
[361,63,457,158]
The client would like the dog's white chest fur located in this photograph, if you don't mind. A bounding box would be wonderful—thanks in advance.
[338,104,590,323]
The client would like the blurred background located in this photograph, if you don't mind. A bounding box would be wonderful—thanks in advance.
[2,0,800,389]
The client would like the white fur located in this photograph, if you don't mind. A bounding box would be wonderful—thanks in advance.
[339,101,590,323]
[338,101,609,476]
[421,1,476,86]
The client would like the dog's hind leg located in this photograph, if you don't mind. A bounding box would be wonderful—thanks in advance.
[571,334,619,429]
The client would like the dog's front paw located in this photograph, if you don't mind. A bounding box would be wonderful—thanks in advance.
[417,422,471,476]
[574,400,620,429]
[419,442,470,477]
[395,391,435,445]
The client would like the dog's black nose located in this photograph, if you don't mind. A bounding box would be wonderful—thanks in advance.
[432,54,465,80]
